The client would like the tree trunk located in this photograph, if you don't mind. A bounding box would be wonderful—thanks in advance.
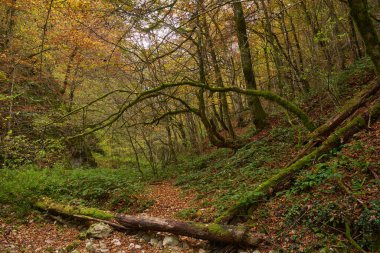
[35,198,265,247]
[202,12,236,139]
[232,1,267,130]
[116,215,264,247]
[1,0,17,50]
[348,0,380,74]
[216,99,380,224]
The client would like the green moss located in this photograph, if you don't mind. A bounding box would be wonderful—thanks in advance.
[215,104,378,223]
[193,222,230,237]
[207,223,230,237]
[0,70,7,82]
[35,198,114,220]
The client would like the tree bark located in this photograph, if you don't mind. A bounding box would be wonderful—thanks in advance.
[116,215,264,247]
[202,12,236,139]
[232,1,267,129]
[1,0,17,50]
[216,99,380,224]
[35,198,265,247]
[348,0,380,74]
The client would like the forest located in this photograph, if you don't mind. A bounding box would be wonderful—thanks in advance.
[0,0,379,252]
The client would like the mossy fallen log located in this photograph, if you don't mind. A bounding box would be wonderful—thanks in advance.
[116,215,265,247]
[309,79,380,140]
[35,198,265,247]
[35,198,114,220]
[216,100,380,224]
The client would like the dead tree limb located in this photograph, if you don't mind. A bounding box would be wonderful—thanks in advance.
[215,100,380,224]
[35,198,265,247]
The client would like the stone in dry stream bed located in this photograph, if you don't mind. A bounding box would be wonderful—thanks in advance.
[0,181,234,253]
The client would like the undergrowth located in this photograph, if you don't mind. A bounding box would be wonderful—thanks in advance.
[0,165,147,218]
[174,125,302,218]
[270,137,380,252]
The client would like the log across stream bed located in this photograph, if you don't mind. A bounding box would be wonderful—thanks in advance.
[35,198,265,247]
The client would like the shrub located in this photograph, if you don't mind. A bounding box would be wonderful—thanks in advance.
[0,165,146,217]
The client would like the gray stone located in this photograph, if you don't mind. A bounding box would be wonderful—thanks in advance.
[87,223,113,239]
[135,244,142,249]
[149,238,159,246]
[96,249,109,253]
[141,233,151,242]
[85,239,95,253]
[163,236,179,247]
[99,241,107,249]
[112,238,121,246]
[128,243,135,250]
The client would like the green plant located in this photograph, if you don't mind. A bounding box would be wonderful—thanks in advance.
[286,162,339,195]
[0,165,147,217]
[176,208,197,220]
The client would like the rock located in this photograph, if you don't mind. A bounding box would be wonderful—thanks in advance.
[85,239,95,253]
[135,244,142,249]
[87,223,113,239]
[163,236,179,247]
[99,241,107,249]
[199,249,208,253]
[117,251,126,253]
[252,250,261,253]
[96,249,109,253]
[157,241,163,248]
[128,243,135,250]
[112,238,121,246]
[149,238,159,246]
[141,233,151,242]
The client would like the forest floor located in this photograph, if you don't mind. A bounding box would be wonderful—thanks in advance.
[1,121,379,253]
[0,181,209,253]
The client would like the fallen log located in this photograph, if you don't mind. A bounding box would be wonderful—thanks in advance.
[35,198,128,231]
[35,198,265,247]
[309,79,380,141]
[215,100,380,224]
[116,215,265,247]
[285,79,380,168]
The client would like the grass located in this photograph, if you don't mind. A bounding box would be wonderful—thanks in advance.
[0,165,147,218]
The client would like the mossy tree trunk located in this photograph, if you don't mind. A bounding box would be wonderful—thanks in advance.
[35,198,265,247]
[216,100,380,224]
[232,1,267,130]
[348,0,380,75]
[215,0,380,224]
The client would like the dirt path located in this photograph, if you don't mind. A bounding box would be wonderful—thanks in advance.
[143,181,196,218]
[0,181,202,253]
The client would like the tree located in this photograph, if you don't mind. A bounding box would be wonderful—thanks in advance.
[232,1,267,130]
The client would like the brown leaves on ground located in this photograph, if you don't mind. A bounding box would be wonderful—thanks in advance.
[142,181,196,219]
[0,180,200,253]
